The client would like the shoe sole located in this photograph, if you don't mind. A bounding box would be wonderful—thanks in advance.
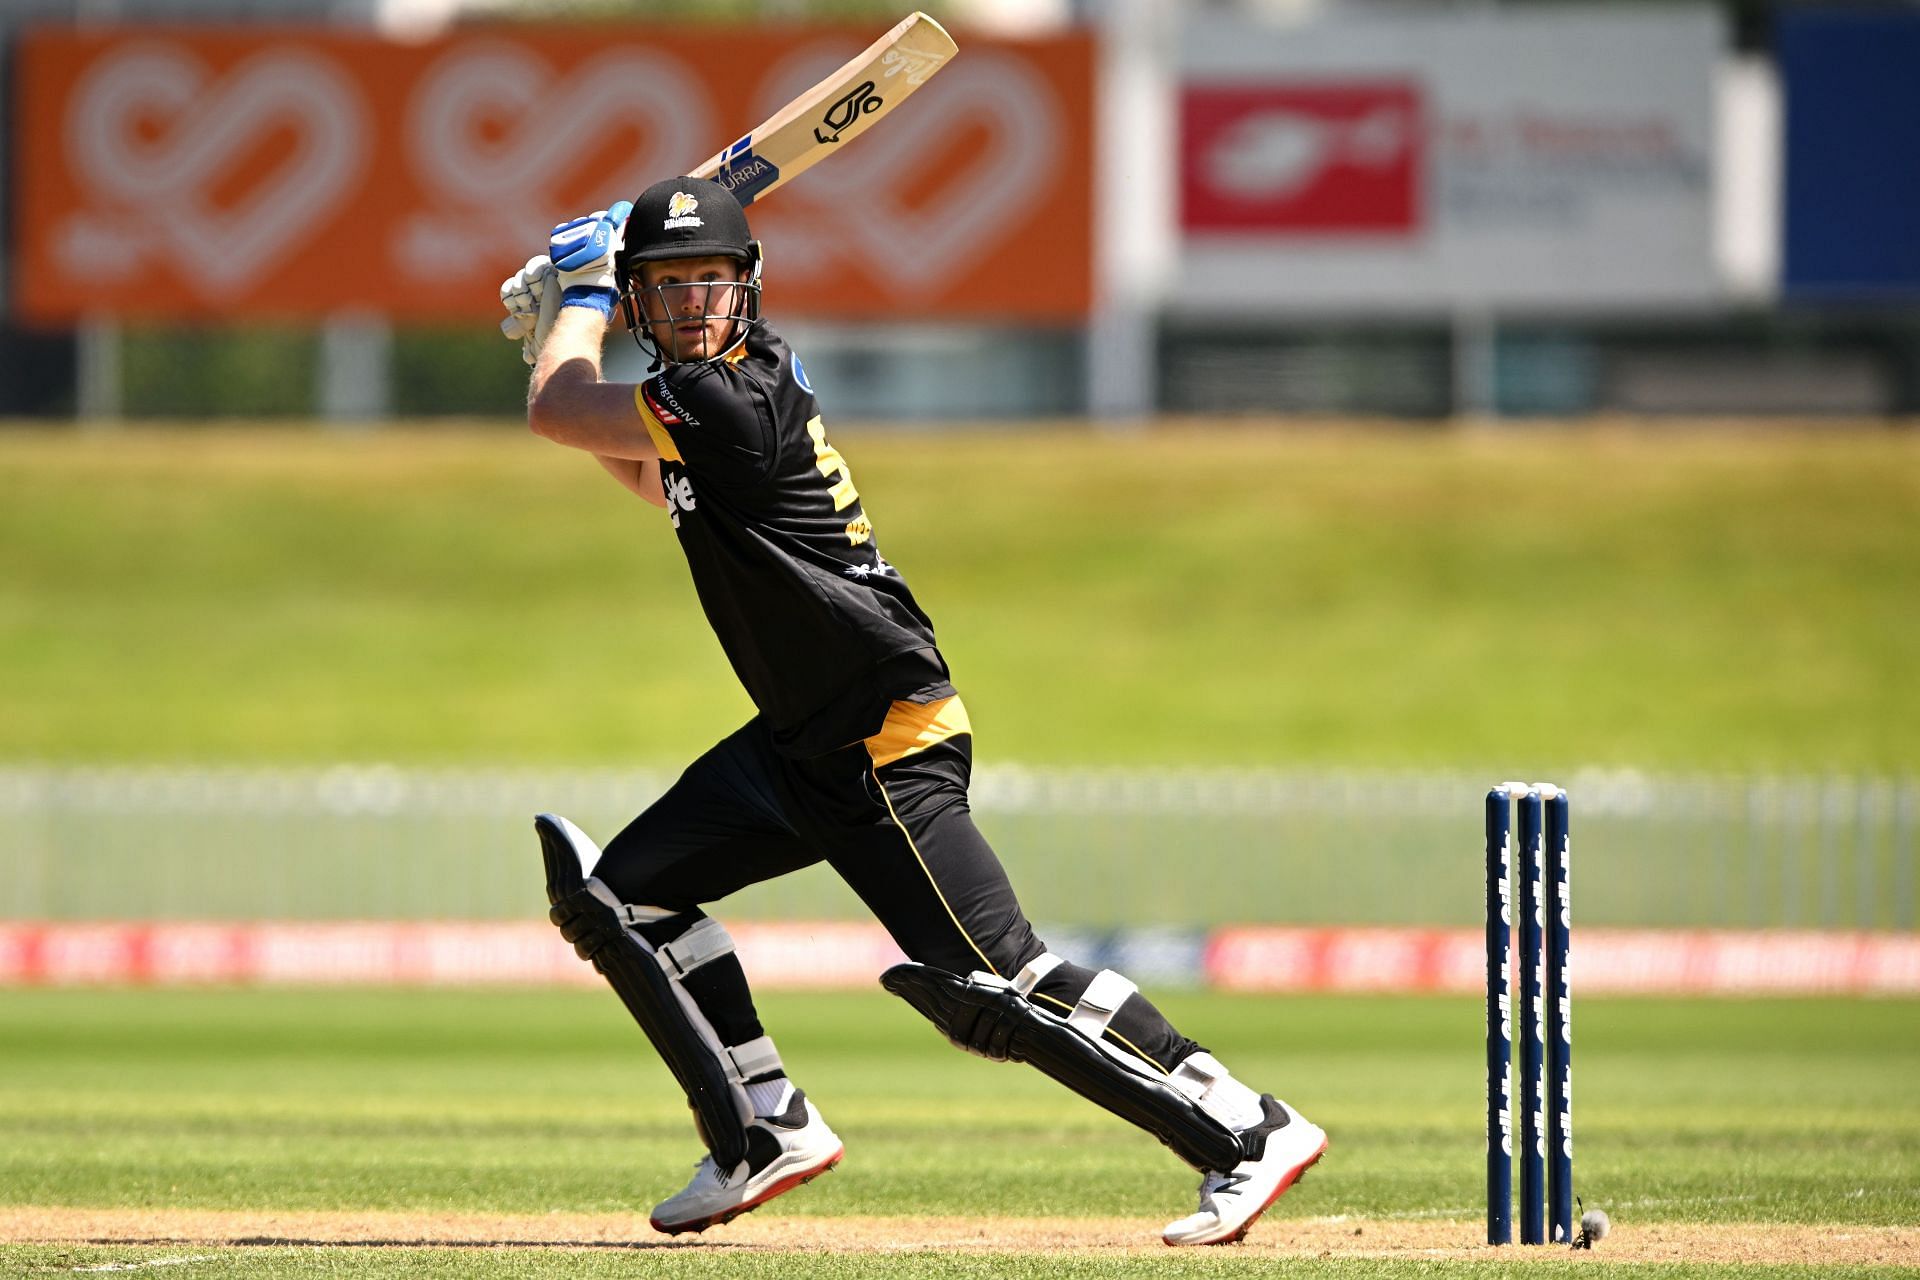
[649,1144,844,1236]
[1163,1133,1329,1247]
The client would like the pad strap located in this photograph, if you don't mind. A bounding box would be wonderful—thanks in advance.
[1067,969,1137,1038]
[583,877,674,927]
[1170,1050,1225,1100]
[1011,952,1066,996]
[1170,1049,1266,1132]
[655,916,736,976]
[724,1034,784,1083]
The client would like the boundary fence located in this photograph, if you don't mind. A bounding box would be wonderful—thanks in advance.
[2,764,1914,931]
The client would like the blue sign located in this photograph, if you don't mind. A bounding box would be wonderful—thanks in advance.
[1781,8,1920,299]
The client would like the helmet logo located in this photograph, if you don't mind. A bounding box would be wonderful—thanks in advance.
[664,191,704,230]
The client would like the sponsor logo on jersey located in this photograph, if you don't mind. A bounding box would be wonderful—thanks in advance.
[643,379,699,428]
[664,470,697,529]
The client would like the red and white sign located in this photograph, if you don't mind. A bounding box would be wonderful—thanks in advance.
[6,921,1917,995]
[1181,84,1422,234]
[0,921,908,988]
[1175,10,1724,312]
[12,27,1094,324]
[1206,927,1920,996]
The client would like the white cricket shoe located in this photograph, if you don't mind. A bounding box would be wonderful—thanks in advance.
[649,1091,844,1235]
[1162,1096,1328,1246]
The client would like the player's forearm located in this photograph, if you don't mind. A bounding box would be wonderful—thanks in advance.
[596,454,668,506]
[527,308,660,460]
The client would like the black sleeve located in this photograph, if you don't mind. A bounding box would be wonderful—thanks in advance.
[639,362,771,485]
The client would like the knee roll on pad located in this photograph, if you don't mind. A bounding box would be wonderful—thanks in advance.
[880,959,1245,1172]
[537,813,779,1170]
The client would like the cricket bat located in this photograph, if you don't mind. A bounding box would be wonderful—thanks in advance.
[691,11,959,206]
[517,13,954,352]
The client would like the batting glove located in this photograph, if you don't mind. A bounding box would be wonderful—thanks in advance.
[499,255,560,366]
[549,201,633,320]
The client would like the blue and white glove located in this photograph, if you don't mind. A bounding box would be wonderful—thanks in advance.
[548,200,633,321]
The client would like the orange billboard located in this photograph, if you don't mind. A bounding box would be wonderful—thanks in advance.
[12,25,1093,324]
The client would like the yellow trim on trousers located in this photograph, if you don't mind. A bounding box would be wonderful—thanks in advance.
[863,695,972,768]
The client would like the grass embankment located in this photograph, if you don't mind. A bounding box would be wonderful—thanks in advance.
[1,422,1915,770]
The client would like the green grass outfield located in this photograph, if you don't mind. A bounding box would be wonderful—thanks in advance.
[2,988,1917,1277]
[2,421,1915,771]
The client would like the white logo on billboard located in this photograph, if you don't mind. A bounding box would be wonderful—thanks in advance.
[60,45,366,292]
[1206,106,1409,200]
[752,50,1057,292]
[393,45,710,280]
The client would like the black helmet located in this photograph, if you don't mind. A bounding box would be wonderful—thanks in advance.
[619,176,754,265]
[616,176,764,367]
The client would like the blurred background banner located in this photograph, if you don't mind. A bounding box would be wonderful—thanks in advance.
[1176,7,1723,314]
[1779,6,1920,302]
[6,919,1918,995]
[12,24,1093,324]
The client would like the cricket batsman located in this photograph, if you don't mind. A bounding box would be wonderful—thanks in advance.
[500,177,1327,1244]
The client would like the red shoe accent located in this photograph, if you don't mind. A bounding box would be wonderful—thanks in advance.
[649,1145,844,1236]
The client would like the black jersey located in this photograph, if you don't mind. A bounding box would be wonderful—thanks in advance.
[634,322,953,756]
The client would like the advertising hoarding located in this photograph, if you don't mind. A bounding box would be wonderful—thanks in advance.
[1177,9,1723,314]
[13,26,1093,324]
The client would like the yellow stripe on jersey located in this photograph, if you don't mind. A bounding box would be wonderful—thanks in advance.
[865,695,972,768]
[633,384,684,462]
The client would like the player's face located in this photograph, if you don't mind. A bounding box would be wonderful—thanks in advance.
[636,256,749,362]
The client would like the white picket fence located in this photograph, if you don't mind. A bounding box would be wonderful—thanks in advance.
[0,765,1913,931]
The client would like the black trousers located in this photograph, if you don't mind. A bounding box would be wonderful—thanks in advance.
[595,717,1201,1076]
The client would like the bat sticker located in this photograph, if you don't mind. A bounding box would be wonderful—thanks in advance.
[814,80,883,144]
